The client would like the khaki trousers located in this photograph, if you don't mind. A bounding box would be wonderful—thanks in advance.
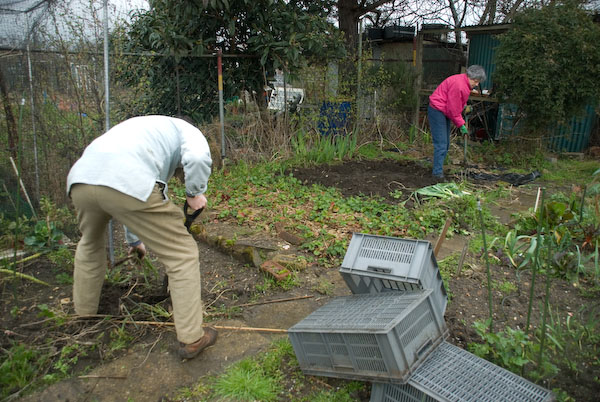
[70,184,204,344]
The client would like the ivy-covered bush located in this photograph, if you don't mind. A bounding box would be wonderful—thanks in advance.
[494,2,600,130]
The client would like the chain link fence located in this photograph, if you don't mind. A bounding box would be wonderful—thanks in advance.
[1,1,145,215]
[1,1,422,217]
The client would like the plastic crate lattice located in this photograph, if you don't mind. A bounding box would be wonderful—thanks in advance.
[288,290,447,383]
[340,233,447,315]
[370,342,555,402]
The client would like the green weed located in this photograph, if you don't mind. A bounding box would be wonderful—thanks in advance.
[538,307,600,381]
[107,326,134,357]
[48,247,74,271]
[493,280,518,295]
[0,343,46,399]
[313,279,335,295]
[213,358,282,401]
[55,272,73,285]
[47,344,85,379]
[307,381,366,402]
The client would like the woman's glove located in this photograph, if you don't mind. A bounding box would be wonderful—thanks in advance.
[460,125,468,135]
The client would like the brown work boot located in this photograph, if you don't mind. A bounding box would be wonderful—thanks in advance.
[178,327,218,359]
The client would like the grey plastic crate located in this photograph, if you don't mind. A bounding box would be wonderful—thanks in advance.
[370,342,555,402]
[339,233,447,315]
[370,382,437,402]
[288,290,447,383]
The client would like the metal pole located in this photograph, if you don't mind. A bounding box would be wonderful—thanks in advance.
[218,49,226,163]
[356,19,362,125]
[103,0,114,264]
[413,28,423,131]
[26,43,39,201]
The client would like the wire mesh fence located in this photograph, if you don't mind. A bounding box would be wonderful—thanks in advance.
[1,0,422,218]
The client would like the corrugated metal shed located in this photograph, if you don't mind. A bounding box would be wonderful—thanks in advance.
[546,104,597,152]
[466,34,500,92]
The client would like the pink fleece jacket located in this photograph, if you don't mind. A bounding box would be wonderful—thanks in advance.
[429,73,471,127]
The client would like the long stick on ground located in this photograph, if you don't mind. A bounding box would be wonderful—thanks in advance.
[117,320,288,333]
[213,325,287,334]
[477,199,494,332]
[44,315,289,334]
[234,295,313,308]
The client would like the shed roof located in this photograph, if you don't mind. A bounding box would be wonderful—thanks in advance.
[419,23,511,36]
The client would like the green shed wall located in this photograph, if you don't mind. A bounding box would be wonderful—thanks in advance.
[468,31,597,152]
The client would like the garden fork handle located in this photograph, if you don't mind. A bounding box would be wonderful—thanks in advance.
[183,201,204,232]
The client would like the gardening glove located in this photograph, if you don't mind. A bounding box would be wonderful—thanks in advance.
[460,125,468,135]
[464,105,472,114]
[128,241,147,260]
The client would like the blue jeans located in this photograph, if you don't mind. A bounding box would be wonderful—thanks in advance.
[428,104,451,177]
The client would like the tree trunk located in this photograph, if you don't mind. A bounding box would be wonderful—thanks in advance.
[0,66,18,159]
[338,0,361,51]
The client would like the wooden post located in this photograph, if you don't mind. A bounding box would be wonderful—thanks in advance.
[434,218,452,258]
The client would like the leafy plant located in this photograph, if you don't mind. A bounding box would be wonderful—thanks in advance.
[114,0,345,121]
[23,220,65,251]
[468,320,533,374]
[494,2,600,130]
[410,182,471,204]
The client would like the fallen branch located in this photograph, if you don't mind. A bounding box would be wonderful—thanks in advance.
[212,325,287,334]
[2,251,43,265]
[78,375,127,379]
[0,266,50,286]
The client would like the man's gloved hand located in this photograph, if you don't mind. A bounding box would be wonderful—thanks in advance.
[128,242,147,260]
[460,125,468,135]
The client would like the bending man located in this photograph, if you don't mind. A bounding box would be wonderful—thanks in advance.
[67,115,217,360]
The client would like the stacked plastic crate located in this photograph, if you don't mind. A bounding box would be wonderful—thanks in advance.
[288,233,555,402]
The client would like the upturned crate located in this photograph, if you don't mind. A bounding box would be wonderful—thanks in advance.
[370,342,555,402]
[288,290,447,383]
[339,233,447,315]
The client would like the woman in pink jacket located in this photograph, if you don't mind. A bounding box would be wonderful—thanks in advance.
[428,65,486,179]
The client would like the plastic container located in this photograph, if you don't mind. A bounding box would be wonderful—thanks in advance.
[288,290,447,383]
[370,342,555,402]
[370,382,437,402]
[339,233,447,315]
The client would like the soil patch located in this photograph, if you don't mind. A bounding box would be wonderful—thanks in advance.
[289,159,438,203]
